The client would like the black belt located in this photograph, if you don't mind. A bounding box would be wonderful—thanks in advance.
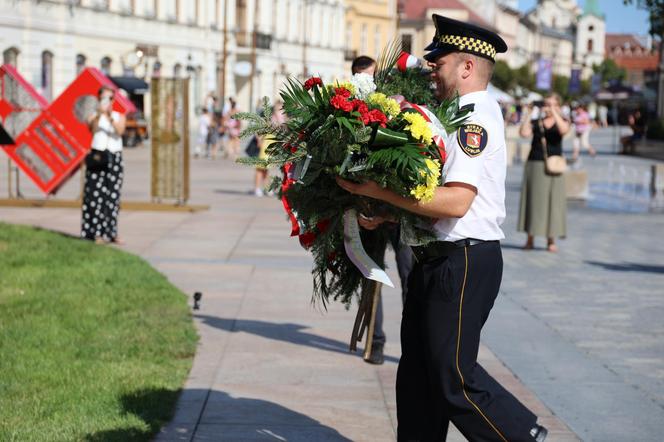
[411,239,495,263]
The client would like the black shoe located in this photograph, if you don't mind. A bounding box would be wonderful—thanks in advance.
[364,343,384,365]
[530,424,548,442]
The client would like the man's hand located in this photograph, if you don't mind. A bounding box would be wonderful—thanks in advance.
[358,214,387,230]
[335,177,386,200]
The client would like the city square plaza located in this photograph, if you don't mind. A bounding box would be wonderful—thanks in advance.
[1,126,663,440]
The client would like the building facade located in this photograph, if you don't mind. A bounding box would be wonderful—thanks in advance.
[397,0,495,66]
[344,0,397,72]
[606,33,659,89]
[0,0,346,122]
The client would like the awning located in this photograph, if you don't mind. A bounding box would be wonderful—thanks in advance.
[109,76,149,95]
[488,83,514,103]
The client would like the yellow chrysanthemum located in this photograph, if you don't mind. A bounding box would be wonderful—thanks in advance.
[328,80,356,96]
[403,112,433,144]
[367,93,401,117]
[410,159,441,203]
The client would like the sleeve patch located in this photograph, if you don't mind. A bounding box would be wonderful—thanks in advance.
[457,124,488,157]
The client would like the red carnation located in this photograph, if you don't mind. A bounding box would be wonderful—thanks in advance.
[351,99,369,114]
[299,231,316,249]
[316,218,331,233]
[366,109,388,127]
[334,87,351,98]
[330,95,354,112]
[304,77,323,90]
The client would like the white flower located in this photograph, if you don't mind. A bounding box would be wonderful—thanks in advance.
[350,73,376,100]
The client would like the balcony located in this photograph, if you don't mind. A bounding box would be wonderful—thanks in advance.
[236,31,272,50]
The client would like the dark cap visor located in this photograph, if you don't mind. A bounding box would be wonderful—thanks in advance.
[423,46,456,63]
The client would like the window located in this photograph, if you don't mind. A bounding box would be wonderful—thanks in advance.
[76,53,86,74]
[162,0,176,21]
[173,63,182,78]
[3,47,19,66]
[587,39,593,52]
[152,60,162,77]
[184,0,196,24]
[361,23,367,55]
[588,25,594,32]
[402,34,412,54]
[100,56,112,75]
[346,22,352,50]
[208,0,217,27]
[374,25,381,58]
[41,51,53,101]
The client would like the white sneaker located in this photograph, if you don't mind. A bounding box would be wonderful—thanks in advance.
[254,188,264,197]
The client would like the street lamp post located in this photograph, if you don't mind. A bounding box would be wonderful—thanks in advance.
[657,39,664,118]
[219,0,229,101]
[302,0,309,79]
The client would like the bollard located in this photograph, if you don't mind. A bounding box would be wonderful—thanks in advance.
[193,292,202,310]
[651,164,664,198]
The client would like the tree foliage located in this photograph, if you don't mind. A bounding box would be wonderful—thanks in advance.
[593,59,627,83]
[624,0,664,37]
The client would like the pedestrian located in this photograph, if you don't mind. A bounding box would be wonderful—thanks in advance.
[223,97,241,160]
[337,14,548,441]
[206,109,218,159]
[620,109,646,155]
[571,102,596,161]
[195,107,210,158]
[351,55,376,75]
[351,54,413,365]
[81,85,126,244]
[211,111,224,159]
[253,101,286,197]
[598,103,609,128]
[518,93,570,252]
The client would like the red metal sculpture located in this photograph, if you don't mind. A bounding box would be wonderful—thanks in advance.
[0,65,136,194]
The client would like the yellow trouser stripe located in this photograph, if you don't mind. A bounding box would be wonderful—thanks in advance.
[455,246,508,442]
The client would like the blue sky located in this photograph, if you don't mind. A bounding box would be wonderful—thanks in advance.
[518,0,650,34]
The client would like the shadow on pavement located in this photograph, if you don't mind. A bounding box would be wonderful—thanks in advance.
[84,388,180,441]
[585,261,664,274]
[85,388,352,441]
[195,314,400,364]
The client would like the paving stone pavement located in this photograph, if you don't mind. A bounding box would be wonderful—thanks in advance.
[2,127,660,441]
[485,128,664,441]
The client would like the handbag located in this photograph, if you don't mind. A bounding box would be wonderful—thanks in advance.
[245,135,260,158]
[538,119,567,175]
[86,117,114,172]
[85,149,112,172]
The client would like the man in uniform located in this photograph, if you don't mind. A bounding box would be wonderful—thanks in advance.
[337,14,548,442]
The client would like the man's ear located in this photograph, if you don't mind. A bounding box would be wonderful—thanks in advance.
[461,57,473,80]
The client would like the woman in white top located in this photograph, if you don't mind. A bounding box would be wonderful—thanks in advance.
[81,85,126,244]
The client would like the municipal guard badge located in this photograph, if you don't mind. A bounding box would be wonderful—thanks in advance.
[457,124,488,157]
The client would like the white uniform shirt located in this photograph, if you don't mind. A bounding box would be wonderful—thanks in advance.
[433,90,506,241]
[91,111,123,153]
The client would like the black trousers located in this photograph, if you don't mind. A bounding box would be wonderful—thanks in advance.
[396,241,537,442]
[81,151,123,241]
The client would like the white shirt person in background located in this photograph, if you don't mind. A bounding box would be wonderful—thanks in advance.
[81,85,126,244]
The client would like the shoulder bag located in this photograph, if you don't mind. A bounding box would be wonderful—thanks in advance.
[538,119,567,175]
[85,115,113,172]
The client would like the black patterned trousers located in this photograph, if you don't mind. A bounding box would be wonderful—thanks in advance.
[81,151,124,241]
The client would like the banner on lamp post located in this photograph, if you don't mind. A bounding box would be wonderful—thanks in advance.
[569,68,582,95]
[536,59,553,91]
[591,73,602,95]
